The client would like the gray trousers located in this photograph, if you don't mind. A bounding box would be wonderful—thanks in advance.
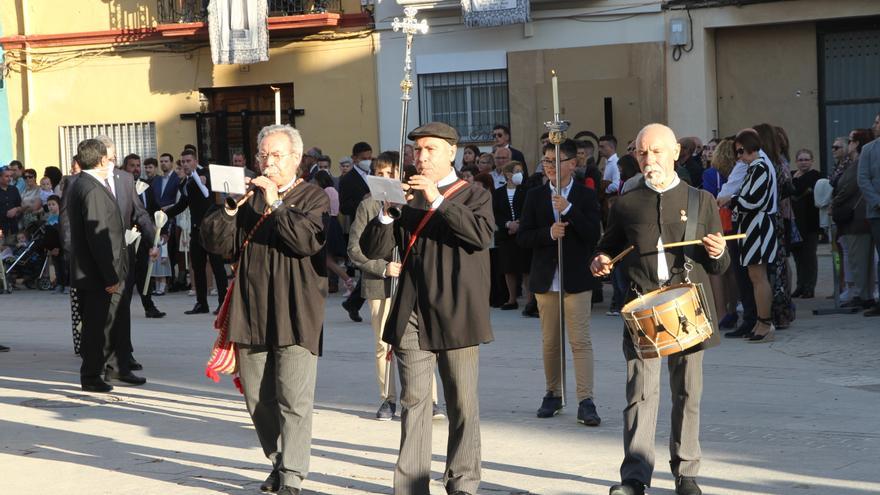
[394,313,481,495]
[238,344,318,490]
[621,350,703,486]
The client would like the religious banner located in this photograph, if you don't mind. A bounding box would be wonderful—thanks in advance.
[208,0,269,65]
[461,0,530,28]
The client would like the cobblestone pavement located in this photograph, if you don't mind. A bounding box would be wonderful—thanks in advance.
[2,247,879,494]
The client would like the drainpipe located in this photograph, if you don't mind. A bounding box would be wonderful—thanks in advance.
[20,0,32,165]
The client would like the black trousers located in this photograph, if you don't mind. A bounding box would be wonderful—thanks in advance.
[132,242,157,311]
[791,230,819,293]
[78,287,128,380]
[190,226,228,307]
[345,278,366,310]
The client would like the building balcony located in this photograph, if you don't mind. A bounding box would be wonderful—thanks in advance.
[157,0,343,24]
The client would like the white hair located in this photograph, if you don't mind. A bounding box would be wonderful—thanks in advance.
[257,124,303,157]
[94,135,122,167]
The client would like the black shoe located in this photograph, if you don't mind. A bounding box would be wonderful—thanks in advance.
[0,344,9,352]
[213,308,220,316]
[185,303,210,315]
[341,299,362,322]
[500,302,518,310]
[81,377,113,393]
[791,288,804,298]
[800,290,814,299]
[522,299,539,318]
[718,312,738,329]
[276,487,300,495]
[536,392,563,418]
[576,398,601,426]
[105,369,147,385]
[725,320,755,338]
[675,476,702,495]
[145,308,166,318]
[129,359,143,371]
[609,479,646,495]
[449,492,473,495]
[841,297,865,309]
[861,299,877,309]
[864,304,880,317]
[260,469,280,492]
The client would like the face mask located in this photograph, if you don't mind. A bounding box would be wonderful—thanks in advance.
[356,159,371,172]
[511,172,523,186]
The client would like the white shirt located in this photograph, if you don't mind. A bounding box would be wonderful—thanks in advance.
[84,168,115,198]
[548,177,574,292]
[490,169,506,189]
[644,175,681,283]
[603,153,620,193]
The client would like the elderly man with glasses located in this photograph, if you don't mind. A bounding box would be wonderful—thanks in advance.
[201,124,329,495]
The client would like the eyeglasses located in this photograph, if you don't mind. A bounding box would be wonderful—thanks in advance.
[831,145,843,150]
[493,133,505,138]
[541,157,575,165]
[24,174,36,179]
[735,148,745,156]
[255,151,295,163]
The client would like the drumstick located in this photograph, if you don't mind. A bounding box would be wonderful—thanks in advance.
[606,234,745,268]
[659,233,745,249]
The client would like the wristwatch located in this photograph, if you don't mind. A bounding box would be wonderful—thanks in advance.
[270,199,284,211]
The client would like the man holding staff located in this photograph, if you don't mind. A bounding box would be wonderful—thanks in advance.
[518,138,602,425]
[360,122,494,495]
[591,124,728,495]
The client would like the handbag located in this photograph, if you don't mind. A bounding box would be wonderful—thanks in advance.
[205,181,302,389]
[832,196,861,225]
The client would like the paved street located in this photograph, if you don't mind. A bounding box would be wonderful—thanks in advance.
[2,249,879,494]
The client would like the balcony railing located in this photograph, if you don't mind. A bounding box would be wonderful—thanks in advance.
[158,0,342,24]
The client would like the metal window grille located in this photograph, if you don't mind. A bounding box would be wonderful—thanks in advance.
[59,122,157,174]
[418,69,509,143]
[157,0,340,24]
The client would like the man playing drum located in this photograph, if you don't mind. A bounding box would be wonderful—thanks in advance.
[591,123,729,495]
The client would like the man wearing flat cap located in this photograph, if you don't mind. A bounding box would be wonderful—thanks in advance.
[360,122,495,495]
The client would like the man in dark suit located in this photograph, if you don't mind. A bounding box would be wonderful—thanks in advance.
[338,141,373,321]
[592,124,729,495]
[361,122,494,495]
[67,138,138,393]
[518,138,602,426]
[492,124,527,171]
[164,148,228,314]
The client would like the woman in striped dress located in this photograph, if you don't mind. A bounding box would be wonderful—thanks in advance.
[732,129,778,342]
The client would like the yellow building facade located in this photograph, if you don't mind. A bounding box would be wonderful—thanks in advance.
[0,0,379,174]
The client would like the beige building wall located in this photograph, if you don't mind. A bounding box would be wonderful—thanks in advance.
[666,0,879,145]
[715,22,819,156]
[2,0,375,173]
[508,42,666,166]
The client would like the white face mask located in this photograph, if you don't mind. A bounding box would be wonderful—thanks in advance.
[511,172,523,186]
[356,159,371,172]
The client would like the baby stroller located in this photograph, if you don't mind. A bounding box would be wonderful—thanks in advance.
[4,223,52,291]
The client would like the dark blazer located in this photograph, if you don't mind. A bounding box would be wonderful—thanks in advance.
[492,185,527,243]
[596,180,730,359]
[151,172,180,208]
[111,168,156,243]
[509,146,527,172]
[360,181,495,351]
[164,170,218,229]
[518,180,601,294]
[347,197,393,300]
[67,172,129,289]
[201,183,329,354]
[339,169,370,217]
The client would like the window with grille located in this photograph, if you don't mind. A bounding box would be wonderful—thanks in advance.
[418,69,509,144]
[59,122,157,174]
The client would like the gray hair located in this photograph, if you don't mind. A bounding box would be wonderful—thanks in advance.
[257,124,303,158]
[94,135,121,167]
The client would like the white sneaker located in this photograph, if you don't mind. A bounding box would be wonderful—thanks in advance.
[210,288,218,296]
[188,289,196,296]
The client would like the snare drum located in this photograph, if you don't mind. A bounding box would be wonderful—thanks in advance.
[620,283,713,359]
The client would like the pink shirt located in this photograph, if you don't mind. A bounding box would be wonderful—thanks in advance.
[324,186,340,216]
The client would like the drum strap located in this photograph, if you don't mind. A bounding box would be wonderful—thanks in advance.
[683,186,701,265]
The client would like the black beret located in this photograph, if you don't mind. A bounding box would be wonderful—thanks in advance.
[407,122,459,145]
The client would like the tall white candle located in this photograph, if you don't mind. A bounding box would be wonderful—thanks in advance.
[551,70,559,116]
[273,87,281,125]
